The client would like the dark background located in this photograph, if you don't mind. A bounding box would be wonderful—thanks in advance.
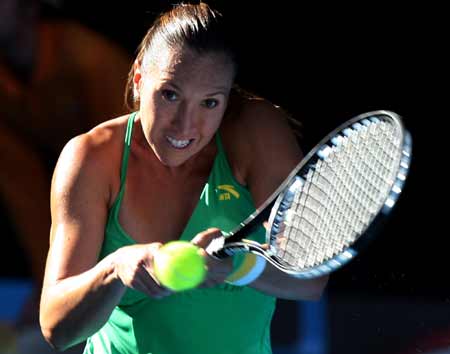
[2,1,447,353]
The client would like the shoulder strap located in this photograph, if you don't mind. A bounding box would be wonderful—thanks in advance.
[215,131,226,156]
[119,112,136,184]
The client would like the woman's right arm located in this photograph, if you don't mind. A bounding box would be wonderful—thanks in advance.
[39,131,169,351]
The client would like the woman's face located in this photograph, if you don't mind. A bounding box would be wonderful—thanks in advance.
[134,46,234,167]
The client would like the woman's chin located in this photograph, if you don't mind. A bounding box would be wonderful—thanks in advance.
[156,152,192,167]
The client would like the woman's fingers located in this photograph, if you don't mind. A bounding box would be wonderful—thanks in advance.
[191,228,223,249]
[114,242,173,299]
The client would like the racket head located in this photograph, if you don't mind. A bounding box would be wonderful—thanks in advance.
[264,110,412,278]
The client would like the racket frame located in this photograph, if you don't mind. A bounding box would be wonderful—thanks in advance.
[211,110,412,279]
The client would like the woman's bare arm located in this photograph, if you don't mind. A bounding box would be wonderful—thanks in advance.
[234,100,329,300]
[39,132,127,350]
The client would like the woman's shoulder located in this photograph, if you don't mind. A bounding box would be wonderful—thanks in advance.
[223,90,297,153]
[225,90,292,134]
[222,91,301,186]
[75,115,129,154]
[56,115,130,178]
[53,114,132,205]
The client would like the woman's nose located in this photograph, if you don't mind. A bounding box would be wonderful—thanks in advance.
[172,103,197,134]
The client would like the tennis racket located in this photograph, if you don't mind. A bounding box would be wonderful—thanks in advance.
[207,110,412,279]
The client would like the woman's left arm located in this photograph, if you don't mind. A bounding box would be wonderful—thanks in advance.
[236,99,329,301]
[250,259,329,301]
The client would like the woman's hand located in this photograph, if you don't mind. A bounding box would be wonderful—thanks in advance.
[191,228,233,288]
[113,243,173,299]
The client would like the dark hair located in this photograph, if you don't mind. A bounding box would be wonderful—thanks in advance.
[124,3,236,111]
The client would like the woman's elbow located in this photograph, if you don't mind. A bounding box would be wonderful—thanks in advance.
[40,329,59,351]
[39,309,73,351]
[40,320,67,351]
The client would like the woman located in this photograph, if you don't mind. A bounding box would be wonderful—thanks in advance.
[39,3,328,354]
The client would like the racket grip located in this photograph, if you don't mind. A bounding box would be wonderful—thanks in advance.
[205,234,226,259]
[205,236,249,259]
[211,248,231,259]
[210,242,255,259]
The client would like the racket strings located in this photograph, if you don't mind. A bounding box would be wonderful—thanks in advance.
[275,116,403,269]
[339,124,391,210]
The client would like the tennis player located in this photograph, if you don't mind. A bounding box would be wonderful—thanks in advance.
[39,3,328,353]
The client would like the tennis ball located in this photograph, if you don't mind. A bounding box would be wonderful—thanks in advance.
[153,241,206,292]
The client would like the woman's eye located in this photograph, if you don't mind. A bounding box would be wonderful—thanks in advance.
[162,90,178,102]
[202,99,219,109]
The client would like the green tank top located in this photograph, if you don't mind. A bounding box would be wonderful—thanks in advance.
[83,113,276,354]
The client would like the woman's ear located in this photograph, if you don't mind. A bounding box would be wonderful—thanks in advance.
[133,60,143,101]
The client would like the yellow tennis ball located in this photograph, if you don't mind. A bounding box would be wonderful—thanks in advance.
[154,241,206,292]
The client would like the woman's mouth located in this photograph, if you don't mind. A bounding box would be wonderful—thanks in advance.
[165,135,193,149]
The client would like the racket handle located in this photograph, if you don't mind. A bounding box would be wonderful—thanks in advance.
[210,240,266,259]
[206,238,252,259]
[211,248,233,259]
[225,204,273,243]
[205,235,227,259]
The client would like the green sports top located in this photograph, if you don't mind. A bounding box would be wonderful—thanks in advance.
[83,113,276,354]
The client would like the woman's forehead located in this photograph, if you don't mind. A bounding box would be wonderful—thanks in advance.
[146,46,234,87]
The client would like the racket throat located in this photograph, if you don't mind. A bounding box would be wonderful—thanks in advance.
[213,241,274,262]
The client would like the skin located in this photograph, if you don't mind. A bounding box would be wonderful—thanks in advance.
[40,45,328,351]
[134,47,234,169]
